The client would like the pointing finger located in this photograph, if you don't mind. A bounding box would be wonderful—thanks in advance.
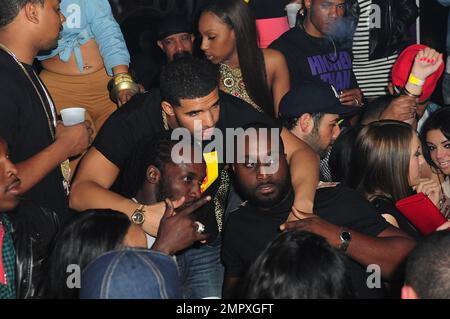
[178,196,212,216]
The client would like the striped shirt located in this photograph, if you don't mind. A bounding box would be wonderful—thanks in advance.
[352,0,398,98]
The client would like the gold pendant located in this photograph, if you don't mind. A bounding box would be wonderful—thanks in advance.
[223,77,234,88]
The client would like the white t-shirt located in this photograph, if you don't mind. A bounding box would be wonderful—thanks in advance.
[146,233,156,249]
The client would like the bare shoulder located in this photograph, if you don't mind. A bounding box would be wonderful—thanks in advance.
[262,48,286,64]
[262,48,288,77]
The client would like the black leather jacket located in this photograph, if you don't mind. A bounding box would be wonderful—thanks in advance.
[7,201,60,299]
[348,0,419,60]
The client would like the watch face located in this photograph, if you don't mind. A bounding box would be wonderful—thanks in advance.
[341,231,351,241]
[132,211,144,225]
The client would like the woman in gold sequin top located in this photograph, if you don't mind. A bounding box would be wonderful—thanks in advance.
[198,0,290,117]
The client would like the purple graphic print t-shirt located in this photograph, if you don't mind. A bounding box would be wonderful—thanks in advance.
[270,27,357,91]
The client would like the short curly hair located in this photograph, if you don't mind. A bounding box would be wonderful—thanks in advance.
[160,57,219,106]
[405,230,450,299]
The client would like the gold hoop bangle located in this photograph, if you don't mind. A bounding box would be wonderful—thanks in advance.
[402,87,421,98]
[108,73,140,104]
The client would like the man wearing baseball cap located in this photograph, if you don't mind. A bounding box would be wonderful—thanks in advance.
[279,81,358,159]
[279,81,358,181]
[157,15,195,62]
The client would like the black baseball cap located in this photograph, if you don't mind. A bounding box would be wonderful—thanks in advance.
[157,15,192,41]
[279,81,359,118]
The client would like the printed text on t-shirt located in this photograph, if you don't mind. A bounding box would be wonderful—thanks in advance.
[307,51,352,91]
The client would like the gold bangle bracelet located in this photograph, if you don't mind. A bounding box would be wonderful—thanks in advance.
[108,73,140,104]
[109,72,133,85]
[107,72,135,91]
[402,87,421,98]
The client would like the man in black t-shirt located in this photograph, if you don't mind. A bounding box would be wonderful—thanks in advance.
[270,0,364,107]
[70,57,319,298]
[0,0,91,220]
[222,124,416,298]
[71,57,319,236]
[0,136,63,299]
[117,134,220,298]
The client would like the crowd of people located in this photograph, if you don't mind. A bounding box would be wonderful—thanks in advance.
[0,0,449,300]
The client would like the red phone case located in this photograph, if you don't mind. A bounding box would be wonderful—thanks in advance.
[395,193,447,235]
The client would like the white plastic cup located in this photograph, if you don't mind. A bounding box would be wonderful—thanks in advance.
[60,107,86,126]
[285,3,302,28]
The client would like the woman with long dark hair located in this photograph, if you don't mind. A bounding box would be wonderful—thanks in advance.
[44,210,145,299]
[44,203,207,298]
[420,107,450,218]
[347,121,443,238]
[198,0,290,117]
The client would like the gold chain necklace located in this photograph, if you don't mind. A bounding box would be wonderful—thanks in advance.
[301,21,338,63]
[0,42,70,194]
[162,110,169,131]
[326,35,339,63]
[0,43,56,137]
